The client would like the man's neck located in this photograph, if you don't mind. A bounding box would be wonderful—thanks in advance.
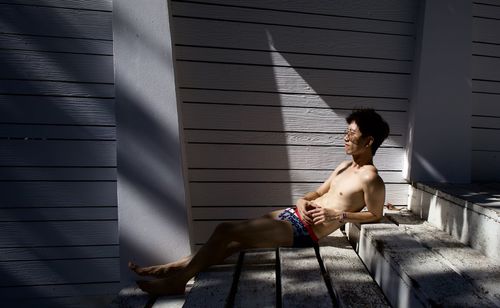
[351,153,373,168]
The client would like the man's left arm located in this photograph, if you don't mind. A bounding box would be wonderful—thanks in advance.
[341,174,385,223]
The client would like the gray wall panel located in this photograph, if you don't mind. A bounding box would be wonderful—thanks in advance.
[173,0,417,244]
[0,0,118,303]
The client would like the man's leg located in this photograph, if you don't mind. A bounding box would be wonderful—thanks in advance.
[129,242,242,278]
[135,213,293,295]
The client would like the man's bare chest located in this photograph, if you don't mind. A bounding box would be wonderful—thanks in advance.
[327,170,365,209]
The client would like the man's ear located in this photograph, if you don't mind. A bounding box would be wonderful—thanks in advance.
[365,136,374,148]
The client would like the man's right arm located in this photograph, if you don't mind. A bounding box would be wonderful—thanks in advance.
[296,191,321,224]
[296,161,351,224]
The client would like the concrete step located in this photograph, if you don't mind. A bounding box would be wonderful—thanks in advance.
[408,182,500,261]
[347,211,500,308]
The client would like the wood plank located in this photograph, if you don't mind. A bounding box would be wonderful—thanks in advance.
[5,296,116,308]
[0,245,118,261]
[0,282,120,300]
[0,124,116,140]
[0,221,118,247]
[176,0,418,22]
[473,18,500,44]
[234,250,276,307]
[177,62,412,98]
[318,230,390,307]
[473,80,500,95]
[0,0,112,11]
[176,46,413,74]
[473,0,500,6]
[473,41,500,57]
[174,18,416,60]
[473,55,500,81]
[189,183,408,207]
[182,263,237,307]
[279,247,333,307]
[0,182,117,207]
[172,1,416,36]
[179,88,409,111]
[0,258,119,286]
[474,2,500,20]
[0,81,115,98]
[182,104,407,134]
[186,144,404,170]
[0,167,116,181]
[192,206,284,221]
[188,169,406,184]
[0,207,117,222]
[0,5,112,40]
[0,140,116,166]
[0,33,112,54]
[185,130,404,148]
[472,92,500,115]
[471,116,500,129]
[0,96,115,125]
[0,50,113,83]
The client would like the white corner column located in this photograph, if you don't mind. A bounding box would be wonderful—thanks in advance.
[113,0,191,285]
[404,0,472,183]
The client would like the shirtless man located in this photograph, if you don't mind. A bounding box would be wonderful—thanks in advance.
[129,108,390,295]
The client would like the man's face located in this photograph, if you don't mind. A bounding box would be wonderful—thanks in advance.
[343,121,369,155]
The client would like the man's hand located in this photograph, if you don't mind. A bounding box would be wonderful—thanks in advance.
[308,204,343,225]
[295,198,315,225]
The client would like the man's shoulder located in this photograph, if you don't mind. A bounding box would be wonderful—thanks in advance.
[359,165,384,186]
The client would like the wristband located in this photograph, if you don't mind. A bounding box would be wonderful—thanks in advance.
[340,212,347,223]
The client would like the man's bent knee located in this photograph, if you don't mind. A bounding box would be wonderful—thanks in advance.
[214,221,239,235]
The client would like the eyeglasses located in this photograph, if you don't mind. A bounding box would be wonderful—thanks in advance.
[344,129,361,142]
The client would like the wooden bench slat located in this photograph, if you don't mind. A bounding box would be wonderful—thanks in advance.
[279,247,333,307]
[319,230,390,307]
[111,286,153,308]
[182,263,237,307]
[234,249,276,307]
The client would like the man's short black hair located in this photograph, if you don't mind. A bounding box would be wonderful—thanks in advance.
[346,109,390,155]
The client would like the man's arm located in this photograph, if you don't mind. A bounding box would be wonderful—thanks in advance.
[340,173,385,224]
[296,161,351,224]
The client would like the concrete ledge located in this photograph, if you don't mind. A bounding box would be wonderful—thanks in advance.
[386,212,500,306]
[409,183,500,261]
[347,213,499,308]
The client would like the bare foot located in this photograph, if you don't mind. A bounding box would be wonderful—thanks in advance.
[136,277,187,296]
[128,256,191,278]
[129,262,166,277]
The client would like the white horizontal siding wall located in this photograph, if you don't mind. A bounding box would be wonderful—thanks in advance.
[171,0,419,245]
[472,0,500,181]
[0,0,118,306]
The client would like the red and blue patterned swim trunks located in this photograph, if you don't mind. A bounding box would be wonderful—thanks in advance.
[277,207,319,247]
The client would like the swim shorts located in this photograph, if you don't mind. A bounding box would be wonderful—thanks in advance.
[277,207,319,247]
